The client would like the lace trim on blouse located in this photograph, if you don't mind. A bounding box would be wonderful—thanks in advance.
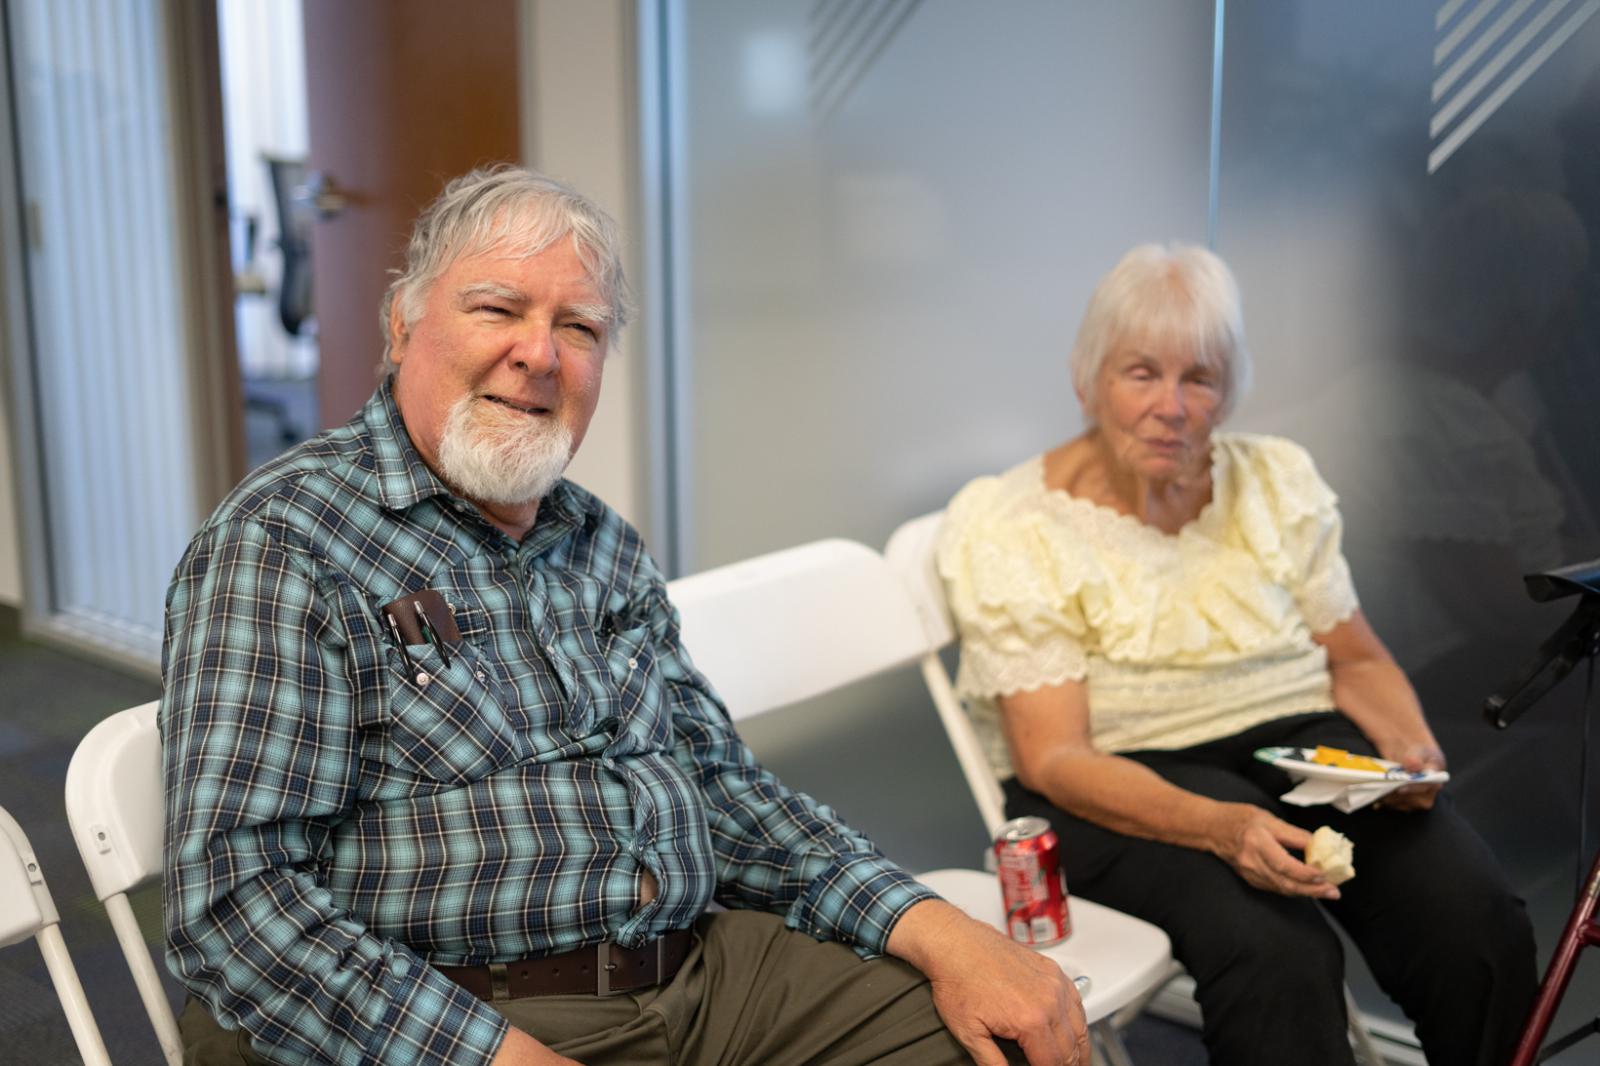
[938,432,1358,772]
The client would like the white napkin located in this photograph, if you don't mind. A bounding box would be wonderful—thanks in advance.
[1278,772,1450,813]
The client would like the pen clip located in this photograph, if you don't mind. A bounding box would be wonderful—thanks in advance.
[415,600,452,668]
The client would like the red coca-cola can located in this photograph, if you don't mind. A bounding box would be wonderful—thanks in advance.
[993,816,1071,946]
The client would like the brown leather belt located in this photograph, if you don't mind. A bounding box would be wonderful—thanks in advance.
[437,929,695,1001]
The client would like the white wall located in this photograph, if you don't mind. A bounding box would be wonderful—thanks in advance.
[0,389,21,607]
[522,0,647,534]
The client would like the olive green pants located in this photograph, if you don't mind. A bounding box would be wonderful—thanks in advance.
[180,910,1025,1065]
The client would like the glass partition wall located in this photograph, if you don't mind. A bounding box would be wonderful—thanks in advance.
[2,0,236,665]
[1220,0,1600,1049]
[655,0,1600,1053]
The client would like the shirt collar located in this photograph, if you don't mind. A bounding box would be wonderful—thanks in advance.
[362,376,592,545]
[365,376,451,511]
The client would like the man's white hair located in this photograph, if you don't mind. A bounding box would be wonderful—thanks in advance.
[381,165,633,368]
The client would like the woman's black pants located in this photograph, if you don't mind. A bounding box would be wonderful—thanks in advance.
[1003,712,1536,1066]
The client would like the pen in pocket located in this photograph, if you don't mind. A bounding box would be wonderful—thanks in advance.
[384,611,419,676]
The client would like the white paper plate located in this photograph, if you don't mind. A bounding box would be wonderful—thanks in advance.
[1253,746,1449,785]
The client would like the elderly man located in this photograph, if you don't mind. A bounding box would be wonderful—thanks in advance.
[162,166,1087,1066]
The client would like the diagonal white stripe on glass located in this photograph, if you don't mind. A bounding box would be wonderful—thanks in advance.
[1432,0,1572,136]
[1435,0,1538,100]
[1437,0,1474,30]
[1430,0,1600,170]
[1437,0,1508,63]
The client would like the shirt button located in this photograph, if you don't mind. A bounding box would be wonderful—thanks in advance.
[474,670,487,682]
[627,657,638,670]
[415,672,431,687]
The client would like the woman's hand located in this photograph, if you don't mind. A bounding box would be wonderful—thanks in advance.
[1316,612,1446,814]
[1205,802,1342,900]
[1375,740,1447,812]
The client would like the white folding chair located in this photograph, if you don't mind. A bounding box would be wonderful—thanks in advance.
[885,510,1389,1066]
[0,805,112,1066]
[668,538,1173,1065]
[65,700,184,1066]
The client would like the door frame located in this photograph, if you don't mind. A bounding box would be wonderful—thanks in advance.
[0,0,242,674]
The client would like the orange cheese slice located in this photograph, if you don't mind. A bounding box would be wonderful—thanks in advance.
[1309,745,1386,773]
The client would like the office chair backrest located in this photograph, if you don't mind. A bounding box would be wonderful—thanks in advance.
[0,805,112,1066]
[884,510,1007,836]
[667,538,931,719]
[66,700,183,1066]
[264,153,314,336]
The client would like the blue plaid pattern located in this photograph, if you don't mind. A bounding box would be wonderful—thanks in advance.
[161,380,933,1065]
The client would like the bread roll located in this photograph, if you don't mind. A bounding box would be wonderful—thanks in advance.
[1306,826,1355,885]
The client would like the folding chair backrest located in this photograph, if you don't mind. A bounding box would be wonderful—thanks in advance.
[66,700,183,1066]
[667,538,931,719]
[884,510,1007,836]
[0,806,112,1066]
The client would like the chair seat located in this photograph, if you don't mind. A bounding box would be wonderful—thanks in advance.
[918,867,1173,1026]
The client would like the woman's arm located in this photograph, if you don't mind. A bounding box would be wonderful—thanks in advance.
[1001,682,1339,899]
[1313,610,1445,811]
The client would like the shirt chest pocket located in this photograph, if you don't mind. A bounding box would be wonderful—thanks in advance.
[380,609,525,785]
[599,620,672,752]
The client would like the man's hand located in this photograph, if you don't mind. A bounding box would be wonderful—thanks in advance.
[887,898,1089,1065]
[1206,802,1341,900]
[489,1026,584,1066]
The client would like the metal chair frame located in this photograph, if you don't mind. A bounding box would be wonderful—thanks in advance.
[65,699,184,1066]
[0,804,112,1066]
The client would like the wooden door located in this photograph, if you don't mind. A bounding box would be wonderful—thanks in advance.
[302,0,521,428]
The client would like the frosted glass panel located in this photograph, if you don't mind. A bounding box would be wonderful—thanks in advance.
[676,0,1216,571]
[668,0,1216,873]
[10,0,199,656]
[1219,0,1600,1043]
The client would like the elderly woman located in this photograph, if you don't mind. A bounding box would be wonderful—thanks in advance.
[937,244,1535,1066]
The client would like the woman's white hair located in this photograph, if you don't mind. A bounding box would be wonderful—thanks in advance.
[380,165,632,364]
[1069,242,1251,422]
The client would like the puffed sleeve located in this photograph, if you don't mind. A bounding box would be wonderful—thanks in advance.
[1228,435,1360,634]
[936,471,1095,699]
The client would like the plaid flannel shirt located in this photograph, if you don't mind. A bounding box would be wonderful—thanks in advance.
[160,380,933,1065]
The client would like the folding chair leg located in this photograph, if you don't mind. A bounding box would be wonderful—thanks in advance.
[1091,1018,1136,1066]
[107,893,184,1066]
[37,924,112,1066]
[1110,959,1185,1032]
[1345,983,1386,1065]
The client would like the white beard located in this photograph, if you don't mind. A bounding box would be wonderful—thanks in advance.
[435,394,573,506]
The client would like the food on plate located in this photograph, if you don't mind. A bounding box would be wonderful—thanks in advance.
[1305,826,1356,885]
[1309,745,1386,774]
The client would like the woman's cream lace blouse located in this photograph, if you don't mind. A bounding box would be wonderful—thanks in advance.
[937,432,1359,774]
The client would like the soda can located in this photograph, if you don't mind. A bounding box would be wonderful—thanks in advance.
[993,815,1071,946]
